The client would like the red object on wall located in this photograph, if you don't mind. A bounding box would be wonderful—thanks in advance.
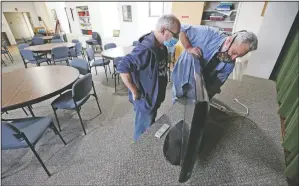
[86,11,90,16]
[182,16,189,19]
[88,30,92,35]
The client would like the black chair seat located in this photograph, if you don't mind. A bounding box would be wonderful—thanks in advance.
[51,90,90,110]
[91,58,110,67]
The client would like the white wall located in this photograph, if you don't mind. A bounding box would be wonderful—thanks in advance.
[244,2,298,79]
[4,12,33,39]
[23,12,34,37]
[46,2,70,34]
[46,2,172,47]
[2,2,40,27]
[233,2,264,35]
[1,13,17,45]
[33,2,55,31]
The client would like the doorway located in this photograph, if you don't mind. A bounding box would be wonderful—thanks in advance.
[3,12,34,44]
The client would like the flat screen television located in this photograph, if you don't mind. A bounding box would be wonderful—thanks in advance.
[163,60,210,183]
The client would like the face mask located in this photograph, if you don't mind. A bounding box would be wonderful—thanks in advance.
[217,30,248,63]
[163,37,178,47]
[217,51,233,63]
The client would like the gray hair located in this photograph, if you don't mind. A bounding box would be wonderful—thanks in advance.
[234,31,258,51]
[155,14,180,31]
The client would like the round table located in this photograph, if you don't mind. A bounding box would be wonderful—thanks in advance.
[1,66,80,114]
[24,42,75,53]
[101,46,135,59]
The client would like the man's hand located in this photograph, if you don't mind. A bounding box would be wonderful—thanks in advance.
[187,47,202,58]
[132,88,141,100]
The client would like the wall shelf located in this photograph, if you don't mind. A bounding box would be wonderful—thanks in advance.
[76,5,92,35]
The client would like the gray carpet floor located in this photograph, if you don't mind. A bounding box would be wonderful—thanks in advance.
[1,47,287,185]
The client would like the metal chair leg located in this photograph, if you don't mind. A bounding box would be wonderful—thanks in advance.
[27,106,35,116]
[108,64,111,74]
[2,59,7,66]
[50,122,67,145]
[8,52,14,62]
[103,66,108,81]
[114,73,117,93]
[75,107,87,135]
[23,135,51,176]
[95,66,98,75]
[52,106,62,131]
[22,107,28,116]
[92,81,102,114]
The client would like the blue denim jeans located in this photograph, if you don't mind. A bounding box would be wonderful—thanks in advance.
[133,109,158,141]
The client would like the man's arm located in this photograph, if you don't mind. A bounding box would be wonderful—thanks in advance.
[120,73,140,100]
[180,31,202,57]
[117,48,151,100]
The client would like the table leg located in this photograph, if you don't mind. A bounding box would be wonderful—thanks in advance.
[27,105,35,117]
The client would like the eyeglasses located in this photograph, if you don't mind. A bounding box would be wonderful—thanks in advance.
[166,29,180,39]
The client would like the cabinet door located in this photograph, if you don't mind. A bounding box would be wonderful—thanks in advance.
[172,2,204,25]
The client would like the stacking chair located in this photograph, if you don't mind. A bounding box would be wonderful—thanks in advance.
[20,49,51,68]
[18,43,30,50]
[1,117,66,176]
[72,39,80,43]
[1,49,13,64]
[85,32,102,52]
[69,42,85,59]
[51,39,64,43]
[31,37,44,45]
[51,46,70,65]
[103,43,117,78]
[2,41,14,62]
[132,41,139,46]
[52,34,62,40]
[167,46,176,82]
[70,58,102,110]
[51,73,102,135]
[86,48,110,81]
[112,57,123,93]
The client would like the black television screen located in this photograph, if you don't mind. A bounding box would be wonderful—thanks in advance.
[163,60,210,183]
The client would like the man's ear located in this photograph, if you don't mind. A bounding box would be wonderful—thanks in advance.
[161,27,166,35]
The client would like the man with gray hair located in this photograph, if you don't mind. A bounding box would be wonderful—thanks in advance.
[172,25,258,101]
[118,14,181,141]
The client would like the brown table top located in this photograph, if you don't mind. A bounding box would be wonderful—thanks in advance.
[24,42,76,52]
[101,46,135,59]
[2,66,79,111]
[41,36,53,40]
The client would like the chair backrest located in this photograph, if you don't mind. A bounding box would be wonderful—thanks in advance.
[51,39,64,43]
[52,35,62,40]
[104,43,116,50]
[132,41,138,46]
[20,49,35,61]
[72,73,93,102]
[52,46,69,59]
[70,58,89,75]
[18,43,30,50]
[113,57,123,68]
[32,37,44,45]
[92,32,102,46]
[167,46,176,55]
[86,48,95,61]
[72,39,80,43]
[2,41,8,48]
[75,42,82,53]
[92,32,98,40]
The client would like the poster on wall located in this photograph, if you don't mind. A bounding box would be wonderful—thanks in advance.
[122,5,132,22]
